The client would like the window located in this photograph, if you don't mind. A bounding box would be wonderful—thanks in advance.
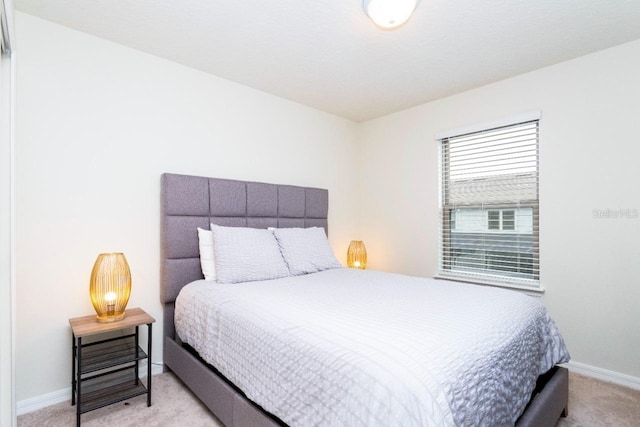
[487,209,515,231]
[438,117,540,290]
[488,210,500,230]
[502,210,515,230]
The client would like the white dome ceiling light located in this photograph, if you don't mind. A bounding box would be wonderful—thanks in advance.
[363,0,420,30]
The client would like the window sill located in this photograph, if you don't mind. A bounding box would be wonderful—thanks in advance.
[434,274,545,295]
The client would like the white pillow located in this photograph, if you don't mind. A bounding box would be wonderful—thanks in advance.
[197,227,217,281]
[272,227,342,275]
[211,224,290,284]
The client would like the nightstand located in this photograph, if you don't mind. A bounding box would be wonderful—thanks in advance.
[69,307,155,427]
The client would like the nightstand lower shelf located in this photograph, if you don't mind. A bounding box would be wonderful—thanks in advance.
[79,369,148,413]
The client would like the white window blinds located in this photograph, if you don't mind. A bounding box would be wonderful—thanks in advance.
[439,119,540,290]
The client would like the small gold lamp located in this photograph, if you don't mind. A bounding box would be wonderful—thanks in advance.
[347,240,367,269]
[90,253,131,323]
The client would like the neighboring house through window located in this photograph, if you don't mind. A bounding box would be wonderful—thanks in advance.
[437,113,540,290]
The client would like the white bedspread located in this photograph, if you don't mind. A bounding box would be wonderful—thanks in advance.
[175,269,569,427]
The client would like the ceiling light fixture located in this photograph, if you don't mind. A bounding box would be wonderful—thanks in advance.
[363,0,420,30]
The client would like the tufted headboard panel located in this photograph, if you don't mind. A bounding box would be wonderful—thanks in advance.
[160,173,329,338]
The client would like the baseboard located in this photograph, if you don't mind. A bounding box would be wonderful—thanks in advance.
[565,360,640,390]
[16,361,164,416]
[16,386,69,417]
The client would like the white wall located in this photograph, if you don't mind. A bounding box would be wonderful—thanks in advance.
[357,39,640,378]
[15,12,359,402]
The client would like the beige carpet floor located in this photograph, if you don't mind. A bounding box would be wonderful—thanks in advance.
[18,371,640,426]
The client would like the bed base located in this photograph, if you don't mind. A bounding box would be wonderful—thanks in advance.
[165,332,568,427]
[164,336,284,427]
[516,366,569,427]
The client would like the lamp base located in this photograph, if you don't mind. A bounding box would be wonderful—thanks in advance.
[96,312,127,323]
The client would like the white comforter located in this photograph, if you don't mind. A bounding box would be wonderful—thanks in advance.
[175,268,569,427]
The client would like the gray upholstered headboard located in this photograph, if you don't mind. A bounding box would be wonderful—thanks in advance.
[160,173,329,339]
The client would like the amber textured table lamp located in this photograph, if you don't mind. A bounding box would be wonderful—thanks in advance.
[90,252,131,322]
[347,240,367,269]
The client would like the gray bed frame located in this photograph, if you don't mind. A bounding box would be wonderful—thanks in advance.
[160,172,568,427]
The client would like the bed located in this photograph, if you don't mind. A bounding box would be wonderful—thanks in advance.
[161,172,570,427]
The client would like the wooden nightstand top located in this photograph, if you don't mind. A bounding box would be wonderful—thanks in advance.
[69,307,155,338]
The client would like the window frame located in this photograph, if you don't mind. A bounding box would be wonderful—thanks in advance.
[437,113,542,292]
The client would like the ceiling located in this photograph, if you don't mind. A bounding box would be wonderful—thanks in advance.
[14,0,640,122]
